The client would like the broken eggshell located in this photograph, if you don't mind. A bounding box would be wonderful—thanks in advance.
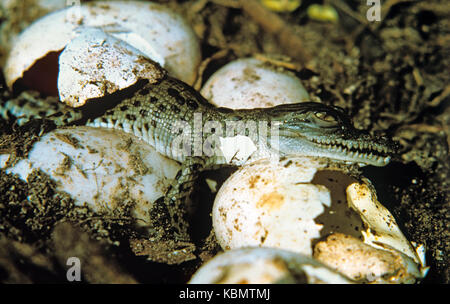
[212,156,428,282]
[0,126,181,233]
[189,247,353,284]
[58,27,166,107]
[200,57,310,109]
[0,0,67,67]
[313,233,423,283]
[4,1,201,97]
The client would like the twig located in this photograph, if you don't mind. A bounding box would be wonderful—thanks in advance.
[398,123,444,133]
[429,85,450,107]
[412,68,424,87]
[210,0,241,9]
[189,0,209,14]
[193,48,230,90]
[253,53,302,71]
[330,0,369,26]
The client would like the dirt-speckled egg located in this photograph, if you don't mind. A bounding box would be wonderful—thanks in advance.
[0,126,181,233]
[57,27,166,107]
[189,247,353,284]
[200,57,309,109]
[212,156,428,283]
[313,233,424,283]
[4,1,200,97]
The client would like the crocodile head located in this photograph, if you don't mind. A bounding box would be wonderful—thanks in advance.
[266,102,397,166]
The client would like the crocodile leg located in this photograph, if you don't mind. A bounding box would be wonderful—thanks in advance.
[160,156,206,241]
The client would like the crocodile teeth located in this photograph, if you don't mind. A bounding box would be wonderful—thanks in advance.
[310,137,391,164]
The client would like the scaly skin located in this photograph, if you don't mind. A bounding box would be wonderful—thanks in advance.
[1,75,396,240]
[84,75,396,239]
[86,76,395,166]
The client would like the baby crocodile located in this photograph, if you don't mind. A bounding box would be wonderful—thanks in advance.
[1,75,396,240]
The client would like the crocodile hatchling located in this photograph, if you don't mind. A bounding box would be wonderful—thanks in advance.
[0,74,396,240]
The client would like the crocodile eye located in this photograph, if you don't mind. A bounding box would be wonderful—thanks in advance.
[314,111,336,122]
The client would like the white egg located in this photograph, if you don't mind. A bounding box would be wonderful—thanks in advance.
[0,0,67,67]
[189,247,353,284]
[213,156,343,255]
[200,57,309,109]
[212,156,428,283]
[0,126,181,233]
[4,1,201,94]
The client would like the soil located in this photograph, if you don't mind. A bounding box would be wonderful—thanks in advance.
[0,0,448,283]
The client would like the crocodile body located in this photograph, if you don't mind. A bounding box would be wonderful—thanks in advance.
[0,75,396,240]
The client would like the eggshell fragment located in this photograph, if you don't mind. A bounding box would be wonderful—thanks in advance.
[314,233,422,283]
[0,126,181,232]
[346,182,426,267]
[200,58,309,109]
[189,247,353,284]
[5,1,201,92]
[58,27,166,107]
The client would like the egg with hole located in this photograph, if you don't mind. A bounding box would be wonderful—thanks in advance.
[0,0,67,67]
[0,126,181,234]
[189,247,353,284]
[212,156,428,283]
[4,1,201,98]
[200,57,309,109]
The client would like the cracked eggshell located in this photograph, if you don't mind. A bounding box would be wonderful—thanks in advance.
[346,182,426,267]
[5,1,200,94]
[212,156,427,282]
[189,247,353,284]
[213,156,363,256]
[313,233,423,283]
[0,0,67,67]
[0,126,181,232]
[58,27,166,107]
[200,58,310,109]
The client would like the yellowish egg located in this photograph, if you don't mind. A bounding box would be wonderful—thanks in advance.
[307,4,339,23]
[260,0,302,13]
